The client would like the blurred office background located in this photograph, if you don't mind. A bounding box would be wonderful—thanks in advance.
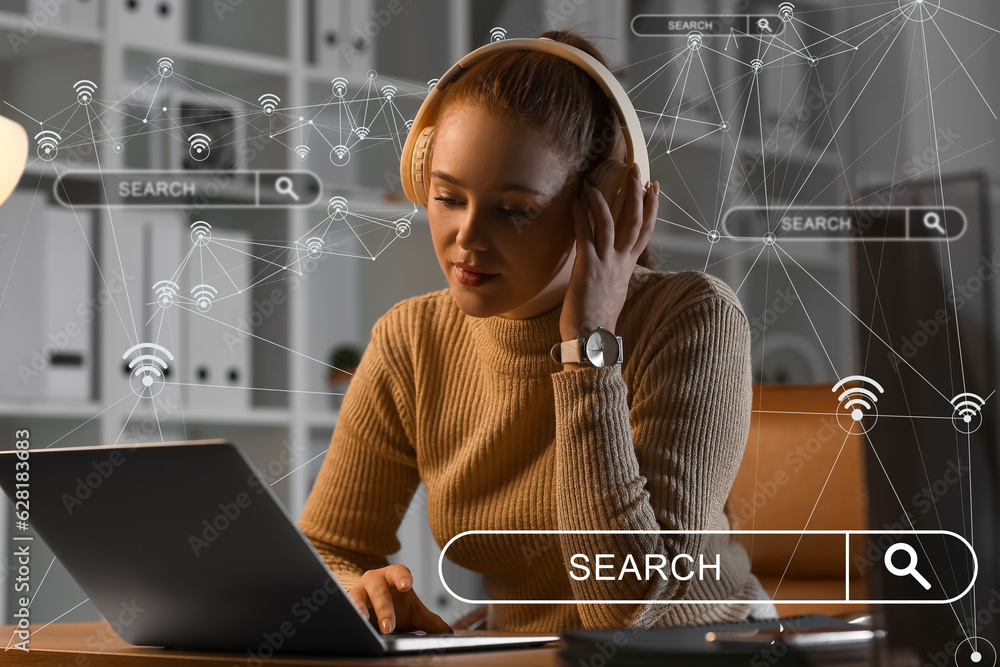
[0,0,997,640]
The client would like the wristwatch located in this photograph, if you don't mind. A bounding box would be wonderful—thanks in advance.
[549,327,623,368]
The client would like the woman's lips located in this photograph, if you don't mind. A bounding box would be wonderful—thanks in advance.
[455,264,499,287]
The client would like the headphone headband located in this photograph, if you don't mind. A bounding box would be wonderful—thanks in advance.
[399,37,650,208]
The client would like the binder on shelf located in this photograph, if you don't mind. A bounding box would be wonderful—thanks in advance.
[0,193,95,402]
[42,206,93,399]
[110,0,183,47]
[144,214,186,417]
[27,0,101,31]
[182,228,251,412]
[309,0,373,73]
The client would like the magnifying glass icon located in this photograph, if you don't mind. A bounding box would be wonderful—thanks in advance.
[884,543,932,590]
[923,211,946,235]
[275,176,300,202]
[757,18,773,33]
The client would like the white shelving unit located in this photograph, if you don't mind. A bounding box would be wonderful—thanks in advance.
[0,0,867,627]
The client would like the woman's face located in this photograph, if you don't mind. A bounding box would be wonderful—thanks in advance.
[427,105,581,320]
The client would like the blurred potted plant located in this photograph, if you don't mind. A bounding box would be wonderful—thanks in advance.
[328,344,362,410]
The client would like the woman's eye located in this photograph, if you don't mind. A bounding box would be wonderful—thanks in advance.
[433,196,459,208]
[500,208,526,220]
[433,197,526,222]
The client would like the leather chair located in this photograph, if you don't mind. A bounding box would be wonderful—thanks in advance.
[727,384,870,617]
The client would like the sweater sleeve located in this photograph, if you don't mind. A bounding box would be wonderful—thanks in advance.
[297,313,421,592]
[550,290,752,629]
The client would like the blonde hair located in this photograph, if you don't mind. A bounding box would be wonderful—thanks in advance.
[436,29,655,270]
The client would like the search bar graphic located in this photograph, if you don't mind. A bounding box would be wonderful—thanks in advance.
[438,530,975,605]
[631,14,787,38]
[721,206,967,241]
[53,170,322,208]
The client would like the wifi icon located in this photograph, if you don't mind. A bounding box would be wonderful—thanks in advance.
[122,342,174,398]
[305,237,324,259]
[34,130,61,161]
[490,26,507,42]
[381,85,397,102]
[329,144,351,166]
[395,219,411,238]
[73,79,96,106]
[191,283,218,312]
[833,375,885,433]
[188,133,211,162]
[157,57,174,77]
[951,392,987,433]
[778,2,795,22]
[327,196,349,220]
[294,144,311,160]
[331,77,349,98]
[153,279,180,307]
[354,126,370,140]
[258,93,280,116]
[427,78,439,92]
[190,221,212,246]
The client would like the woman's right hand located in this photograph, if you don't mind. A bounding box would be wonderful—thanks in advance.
[348,564,453,635]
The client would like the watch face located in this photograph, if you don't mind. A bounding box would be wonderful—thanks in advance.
[585,329,620,367]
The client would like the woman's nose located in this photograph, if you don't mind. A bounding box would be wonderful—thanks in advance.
[455,206,491,251]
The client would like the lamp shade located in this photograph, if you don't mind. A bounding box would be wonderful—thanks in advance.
[0,114,28,206]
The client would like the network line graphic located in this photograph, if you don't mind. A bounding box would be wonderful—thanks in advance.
[0,0,998,654]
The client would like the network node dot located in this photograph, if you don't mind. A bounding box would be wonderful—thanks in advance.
[971,652,981,663]
[852,409,864,422]
[142,119,147,124]
[142,375,153,387]
[763,232,776,246]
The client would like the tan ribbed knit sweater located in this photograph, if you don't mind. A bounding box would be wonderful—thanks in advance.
[298,264,759,633]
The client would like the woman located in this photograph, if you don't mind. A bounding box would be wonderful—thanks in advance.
[298,29,773,635]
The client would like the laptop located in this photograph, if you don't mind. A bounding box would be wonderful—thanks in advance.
[0,439,558,656]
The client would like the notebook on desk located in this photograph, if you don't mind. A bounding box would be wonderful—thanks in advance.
[0,439,557,657]
[560,614,878,666]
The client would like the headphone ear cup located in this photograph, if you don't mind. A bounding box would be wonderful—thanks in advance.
[410,125,436,207]
[589,159,629,230]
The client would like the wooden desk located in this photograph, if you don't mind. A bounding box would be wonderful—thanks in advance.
[0,623,562,666]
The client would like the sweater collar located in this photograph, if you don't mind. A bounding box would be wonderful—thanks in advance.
[465,299,565,376]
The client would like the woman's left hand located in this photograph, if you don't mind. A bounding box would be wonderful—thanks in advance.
[560,162,659,348]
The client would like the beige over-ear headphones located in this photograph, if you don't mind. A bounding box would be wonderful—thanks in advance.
[399,37,650,223]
